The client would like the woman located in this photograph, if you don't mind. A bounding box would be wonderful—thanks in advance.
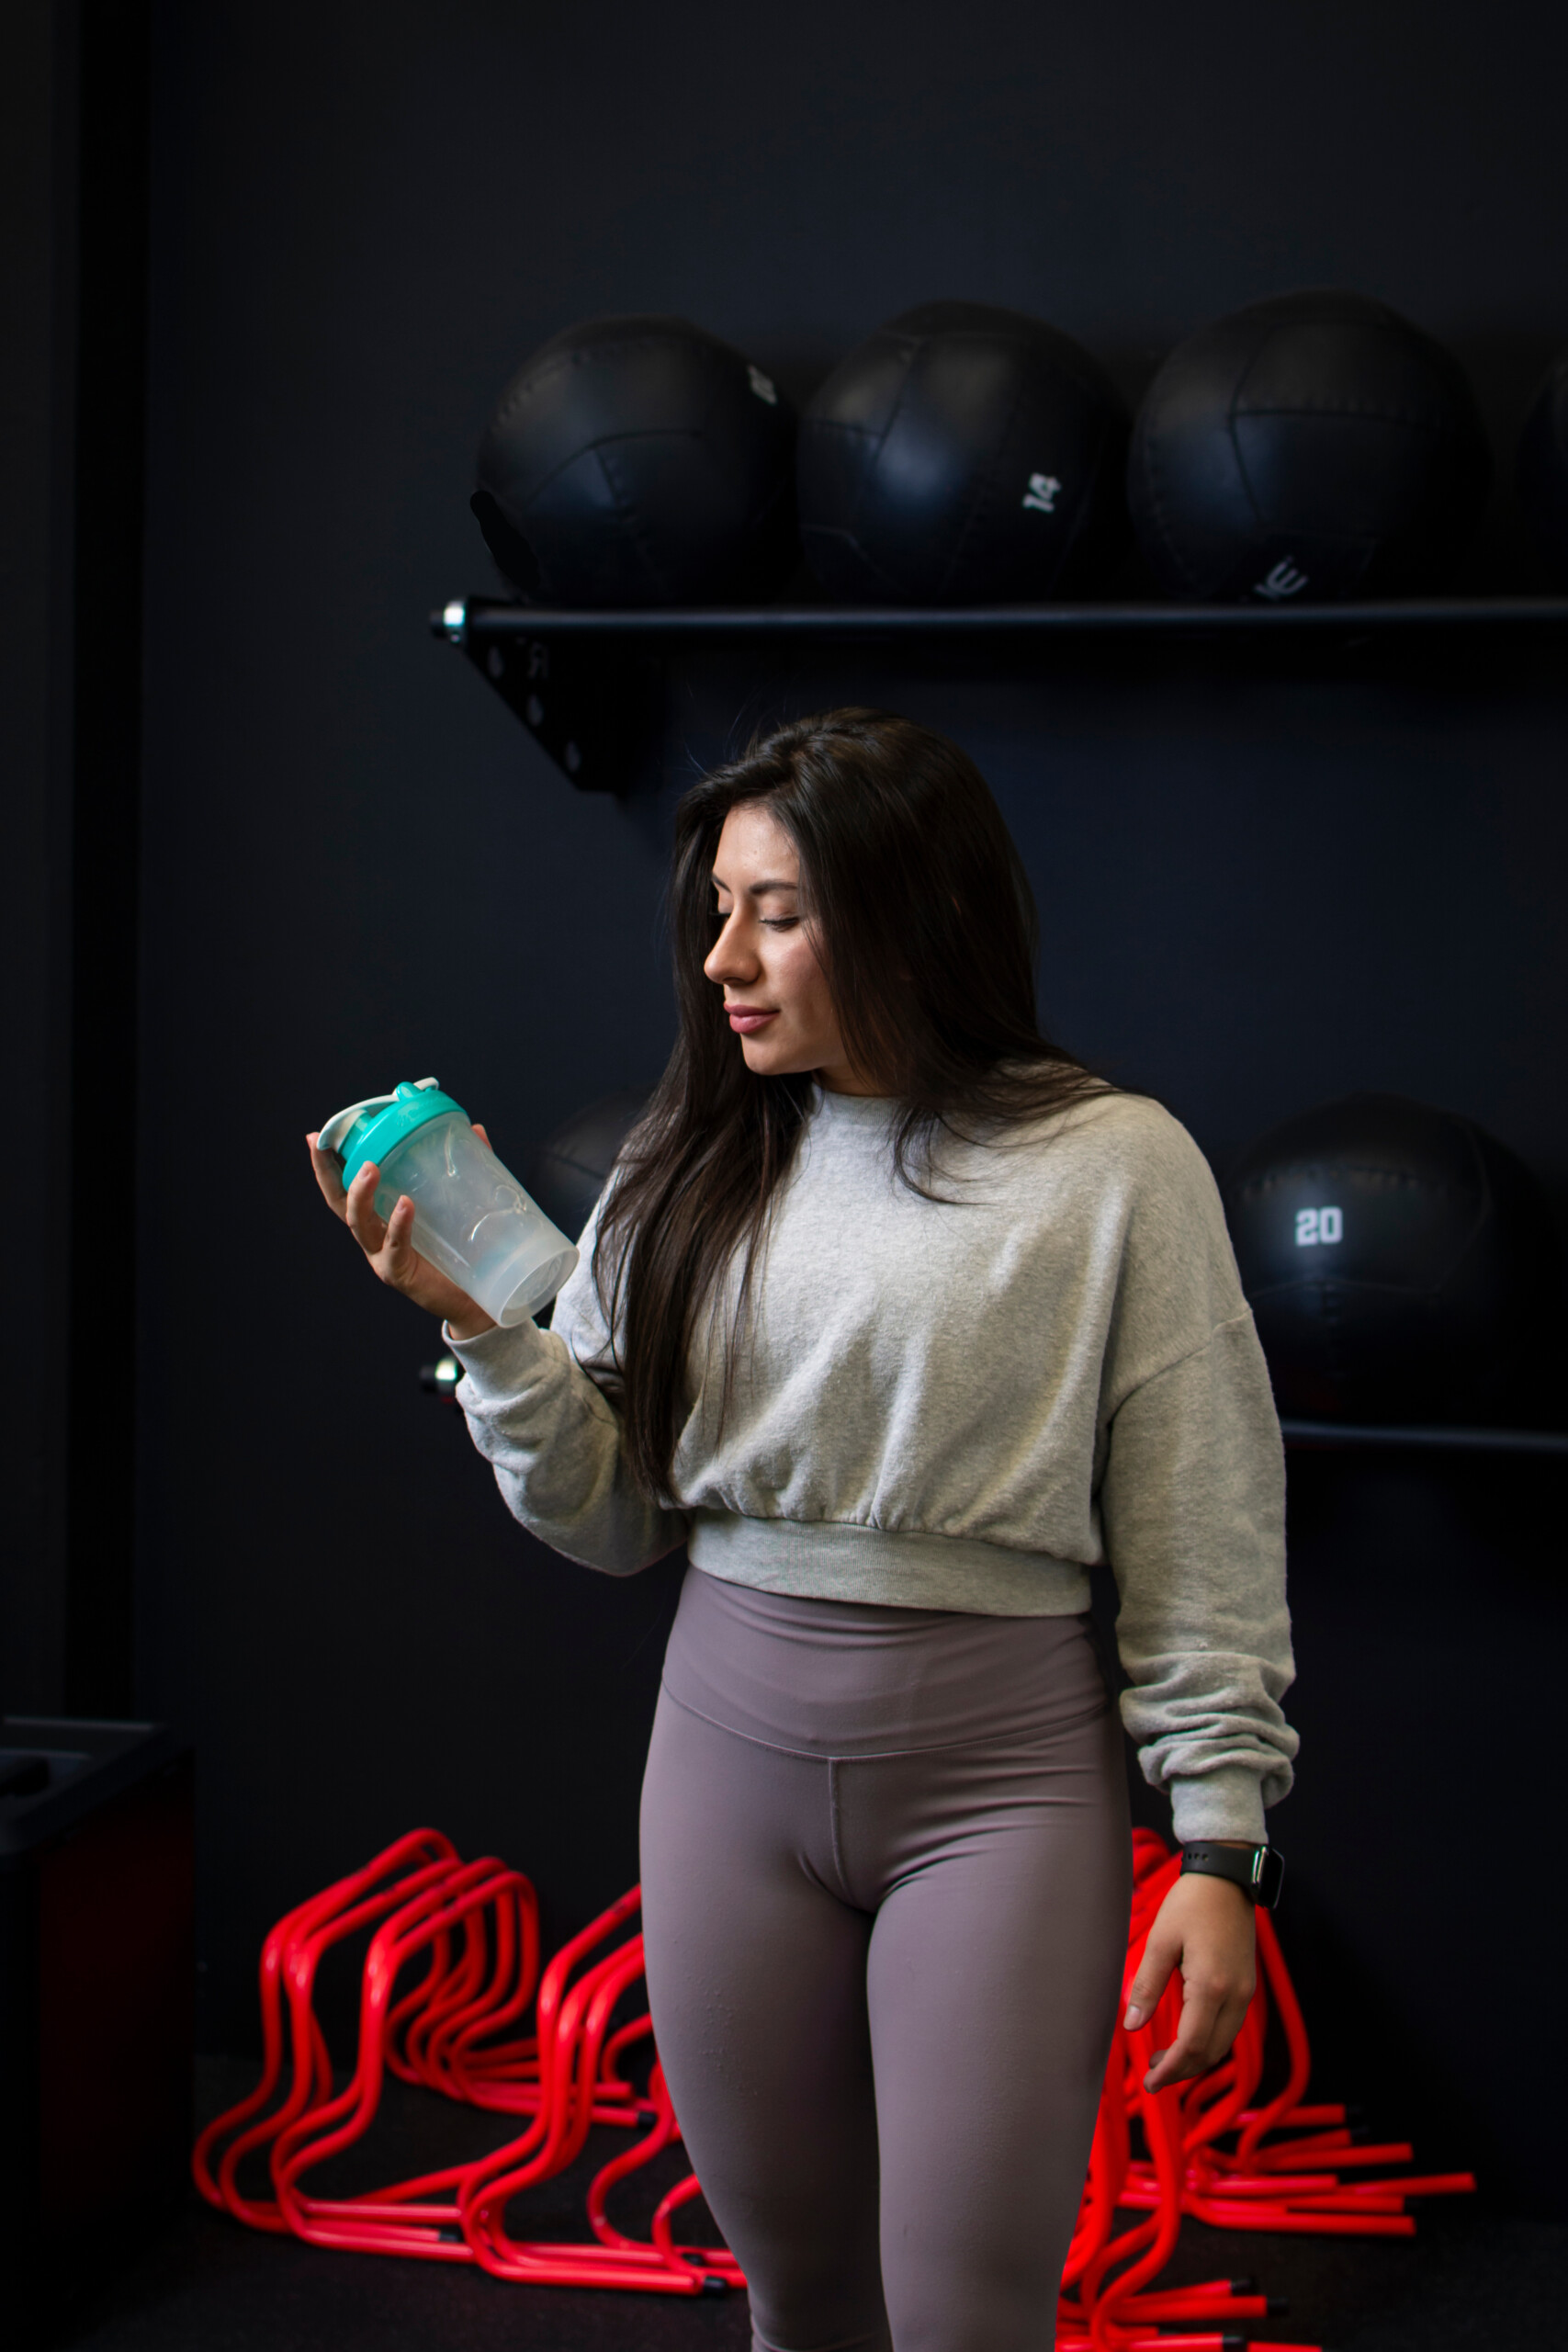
[309,709,1296,2352]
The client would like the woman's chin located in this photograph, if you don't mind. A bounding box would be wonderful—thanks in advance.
[739,1033,798,1076]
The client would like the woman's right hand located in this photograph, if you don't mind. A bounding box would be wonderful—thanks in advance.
[307,1131,497,1342]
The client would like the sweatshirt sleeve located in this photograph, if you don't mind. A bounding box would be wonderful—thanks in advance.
[445,1213,688,1577]
[1096,1115,1299,1845]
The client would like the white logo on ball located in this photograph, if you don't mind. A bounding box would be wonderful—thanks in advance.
[1295,1206,1344,1247]
[1255,558,1309,600]
[1022,472,1062,513]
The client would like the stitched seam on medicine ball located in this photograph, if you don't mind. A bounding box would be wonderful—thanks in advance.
[804,350,911,594]
[522,418,715,514]
[590,441,668,601]
[496,334,727,505]
[800,415,880,481]
[1234,401,1449,431]
[799,415,905,594]
[1228,326,1276,538]
[491,333,684,428]
[513,327,719,396]
[866,333,923,533]
[1053,401,1111,578]
[1134,407,1209,597]
[943,354,1031,596]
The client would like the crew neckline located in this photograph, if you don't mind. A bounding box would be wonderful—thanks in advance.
[808,1082,903,1128]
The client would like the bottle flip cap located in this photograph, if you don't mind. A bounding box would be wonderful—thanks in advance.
[318,1078,468,1187]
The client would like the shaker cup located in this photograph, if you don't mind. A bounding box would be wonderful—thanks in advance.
[317,1078,579,1325]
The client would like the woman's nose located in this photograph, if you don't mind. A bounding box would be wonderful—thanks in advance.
[704,914,758,986]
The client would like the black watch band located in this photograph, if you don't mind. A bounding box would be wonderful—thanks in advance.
[1179,1842,1284,1909]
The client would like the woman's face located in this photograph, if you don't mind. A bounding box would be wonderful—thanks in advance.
[704,801,878,1095]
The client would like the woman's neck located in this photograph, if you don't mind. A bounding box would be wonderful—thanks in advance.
[816,1057,892,1099]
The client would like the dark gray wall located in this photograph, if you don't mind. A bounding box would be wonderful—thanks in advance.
[4,0,152,1720]
[119,0,1568,2212]
[2,2,70,1713]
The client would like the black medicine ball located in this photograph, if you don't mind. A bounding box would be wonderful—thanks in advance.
[1224,1093,1552,1425]
[473,317,796,607]
[796,300,1129,605]
[524,1089,653,1246]
[1516,352,1568,586]
[1128,289,1490,602]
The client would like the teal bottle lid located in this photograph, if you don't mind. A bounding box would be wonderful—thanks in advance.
[317,1078,468,1187]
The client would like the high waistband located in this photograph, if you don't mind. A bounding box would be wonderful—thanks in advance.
[661,1566,1109,1758]
[686,1509,1093,1618]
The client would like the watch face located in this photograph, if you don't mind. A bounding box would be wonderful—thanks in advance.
[1255,1847,1286,1907]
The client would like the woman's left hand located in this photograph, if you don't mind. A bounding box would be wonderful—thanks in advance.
[1122,1871,1257,2094]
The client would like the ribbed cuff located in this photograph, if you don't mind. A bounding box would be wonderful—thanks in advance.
[442,1314,551,1398]
[1168,1765,1269,1846]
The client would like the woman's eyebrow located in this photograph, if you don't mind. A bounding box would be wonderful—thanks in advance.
[711,875,799,896]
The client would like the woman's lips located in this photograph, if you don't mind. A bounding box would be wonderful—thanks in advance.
[728,1008,778,1034]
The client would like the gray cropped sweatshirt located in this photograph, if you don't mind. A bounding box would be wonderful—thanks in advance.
[447,1084,1298,1844]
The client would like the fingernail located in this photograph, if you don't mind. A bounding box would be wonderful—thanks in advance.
[1124,2005,1145,2029]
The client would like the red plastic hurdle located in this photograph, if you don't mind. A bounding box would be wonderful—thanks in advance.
[198,1840,730,2293]
[1114,1833,1474,2243]
[194,1829,464,2233]
[197,1823,1472,2339]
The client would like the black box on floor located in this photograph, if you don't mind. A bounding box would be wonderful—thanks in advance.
[0,1718,194,2341]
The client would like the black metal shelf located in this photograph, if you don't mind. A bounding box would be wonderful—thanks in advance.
[435,593,1568,642]
[1280,1418,1568,1457]
[433,592,1568,791]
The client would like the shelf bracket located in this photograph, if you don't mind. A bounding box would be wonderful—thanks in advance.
[434,600,663,793]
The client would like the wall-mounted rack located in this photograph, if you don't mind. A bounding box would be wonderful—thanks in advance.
[433,594,1568,793]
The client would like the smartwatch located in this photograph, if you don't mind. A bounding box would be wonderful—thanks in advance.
[1179,1842,1284,1909]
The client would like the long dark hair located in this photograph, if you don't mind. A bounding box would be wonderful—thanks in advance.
[593,708,1107,1498]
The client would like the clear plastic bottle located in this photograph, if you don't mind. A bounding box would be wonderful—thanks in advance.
[318,1080,578,1325]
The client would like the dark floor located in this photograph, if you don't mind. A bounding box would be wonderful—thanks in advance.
[44,2059,1567,2352]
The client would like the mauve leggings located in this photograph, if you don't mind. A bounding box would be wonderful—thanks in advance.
[638,1567,1133,2352]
